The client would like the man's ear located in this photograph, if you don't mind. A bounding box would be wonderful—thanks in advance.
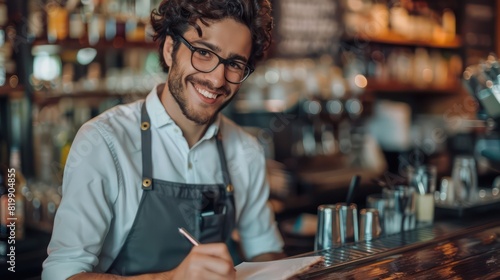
[163,35,174,67]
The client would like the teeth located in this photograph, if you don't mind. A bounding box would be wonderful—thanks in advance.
[195,86,217,99]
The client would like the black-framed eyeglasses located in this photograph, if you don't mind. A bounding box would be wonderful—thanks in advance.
[175,33,254,84]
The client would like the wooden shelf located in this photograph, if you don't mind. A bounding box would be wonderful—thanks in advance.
[365,79,463,95]
[32,38,157,50]
[33,90,148,107]
[344,31,462,49]
[0,84,24,99]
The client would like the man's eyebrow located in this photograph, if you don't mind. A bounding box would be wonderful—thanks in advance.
[193,40,249,63]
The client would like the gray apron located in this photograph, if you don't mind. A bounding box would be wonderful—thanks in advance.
[107,102,236,275]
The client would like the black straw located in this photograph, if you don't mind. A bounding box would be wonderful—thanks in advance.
[346,175,361,205]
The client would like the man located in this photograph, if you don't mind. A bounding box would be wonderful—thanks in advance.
[42,0,285,279]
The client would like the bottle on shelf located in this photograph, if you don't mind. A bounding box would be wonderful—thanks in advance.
[27,0,45,40]
[0,0,7,28]
[68,10,85,40]
[0,1,8,89]
[441,9,456,43]
[46,0,69,43]
[0,47,5,87]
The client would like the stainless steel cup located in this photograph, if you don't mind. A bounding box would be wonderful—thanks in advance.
[382,186,416,235]
[451,156,478,203]
[314,204,337,251]
[366,193,387,235]
[337,203,359,244]
[359,208,382,241]
[314,203,359,250]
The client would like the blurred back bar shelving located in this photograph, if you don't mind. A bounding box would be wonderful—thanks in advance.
[0,0,500,277]
[3,0,497,228]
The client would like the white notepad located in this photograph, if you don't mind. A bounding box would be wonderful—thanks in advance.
[235,256,323,280]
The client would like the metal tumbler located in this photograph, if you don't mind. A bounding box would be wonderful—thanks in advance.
[314,203,358,251]
[366,193,387,234]
[359,208,382,241]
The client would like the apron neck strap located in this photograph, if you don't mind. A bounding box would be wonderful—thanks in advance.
[140,102,232,190]
[140,103,153,190]
[216,128,232,189]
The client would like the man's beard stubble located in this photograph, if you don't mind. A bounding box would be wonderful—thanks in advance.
[167,59,236,126]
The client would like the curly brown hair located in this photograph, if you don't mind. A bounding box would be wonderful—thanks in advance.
[150,0,273,73]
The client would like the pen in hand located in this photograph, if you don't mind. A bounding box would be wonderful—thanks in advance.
[178,227,236,272]
[178,227,200,246]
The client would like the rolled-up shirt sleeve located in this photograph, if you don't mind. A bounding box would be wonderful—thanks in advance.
[42,122,119,280]
[237,146,284,260]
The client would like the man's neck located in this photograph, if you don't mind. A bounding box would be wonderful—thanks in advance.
[159,85,210,148]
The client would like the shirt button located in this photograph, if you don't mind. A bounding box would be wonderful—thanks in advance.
[188,162,192,169]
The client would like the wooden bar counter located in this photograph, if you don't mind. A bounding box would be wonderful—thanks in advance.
[292,212,500,279]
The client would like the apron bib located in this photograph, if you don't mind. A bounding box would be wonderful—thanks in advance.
[107,103,235,275]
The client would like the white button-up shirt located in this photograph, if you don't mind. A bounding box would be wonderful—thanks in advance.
[42,85,284,280]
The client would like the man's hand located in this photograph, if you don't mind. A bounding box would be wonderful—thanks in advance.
[67,243,235,280]
[170,243,236,280]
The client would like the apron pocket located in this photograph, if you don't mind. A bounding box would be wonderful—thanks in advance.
[200,213,226,243]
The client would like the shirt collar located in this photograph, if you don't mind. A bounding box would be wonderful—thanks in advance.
[145,84,221,139]
[204,115,221,140]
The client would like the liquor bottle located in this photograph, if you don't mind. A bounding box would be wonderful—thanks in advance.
[0,2,5,74]
[0,0,7,27]
[27,0,44,39]
[442,9,456,42]
[46,0,68,43]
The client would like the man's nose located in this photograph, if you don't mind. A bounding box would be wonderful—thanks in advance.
[203,63,226,88]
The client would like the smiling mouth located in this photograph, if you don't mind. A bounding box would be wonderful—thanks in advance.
[194,85,219,100]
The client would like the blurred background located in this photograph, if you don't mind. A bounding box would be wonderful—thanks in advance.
[1,0,500,278]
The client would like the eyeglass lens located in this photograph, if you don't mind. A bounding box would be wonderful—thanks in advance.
[190,49,249,83]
